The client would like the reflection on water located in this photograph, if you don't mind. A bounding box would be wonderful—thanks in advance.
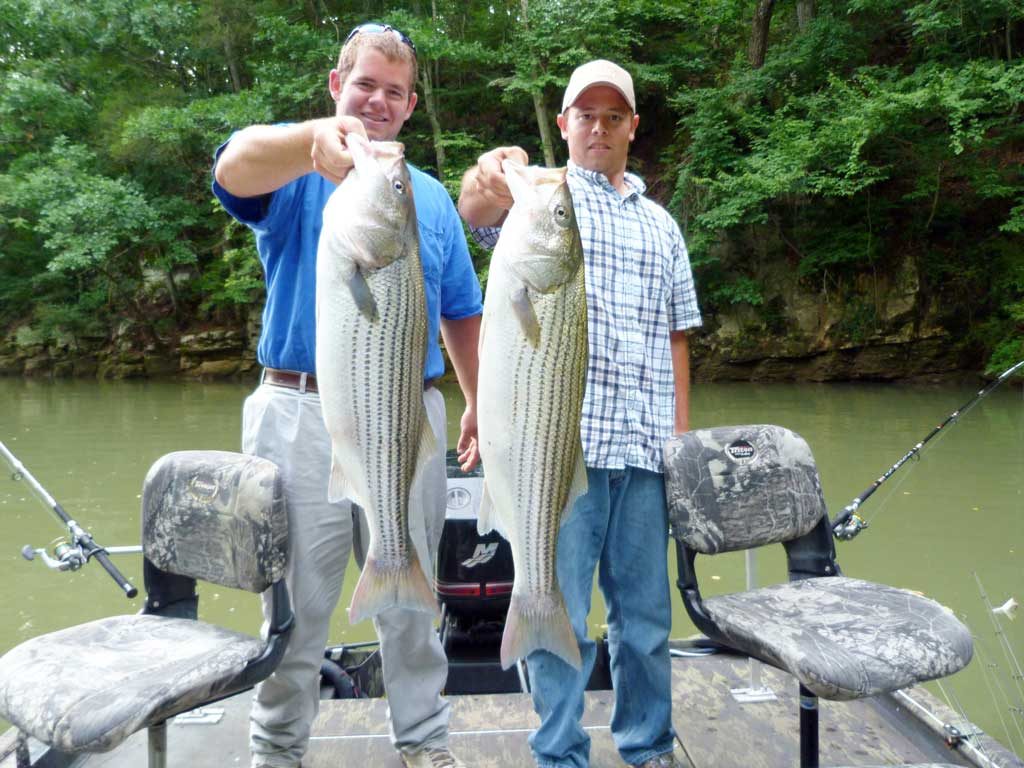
[0,377,1021,752]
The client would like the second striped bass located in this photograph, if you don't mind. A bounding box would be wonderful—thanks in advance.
[477,162,587,670]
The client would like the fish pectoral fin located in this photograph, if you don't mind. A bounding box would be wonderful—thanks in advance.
[510,282,541,347]
[346,267,379,320]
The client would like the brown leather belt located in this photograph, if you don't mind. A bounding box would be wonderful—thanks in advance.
[263,368,317,393]
[263,368,438,393]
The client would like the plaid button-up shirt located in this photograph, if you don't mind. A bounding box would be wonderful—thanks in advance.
[471,162,702,473]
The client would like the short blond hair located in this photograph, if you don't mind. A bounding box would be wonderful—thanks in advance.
[336,32,418,97]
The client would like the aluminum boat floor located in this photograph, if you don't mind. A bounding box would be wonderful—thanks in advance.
[7,651,1020,768]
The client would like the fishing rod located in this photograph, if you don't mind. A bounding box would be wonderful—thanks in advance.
[1,440,138,598]
[832,358,1024,540]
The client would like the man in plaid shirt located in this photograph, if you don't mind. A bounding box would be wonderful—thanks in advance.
[458,60,701,768]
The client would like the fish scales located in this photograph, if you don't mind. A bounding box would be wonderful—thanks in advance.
[499,261,587,664]
[348,260,422,563]
[512,285,585,593]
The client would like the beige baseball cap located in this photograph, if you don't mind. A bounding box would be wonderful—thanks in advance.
[561,59,636,113]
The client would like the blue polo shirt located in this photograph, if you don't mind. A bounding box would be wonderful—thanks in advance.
[212,139,482,381]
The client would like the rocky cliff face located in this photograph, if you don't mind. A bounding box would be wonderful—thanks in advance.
[0,320,261,381]
[690,250,975,382]
[0,254,980,382]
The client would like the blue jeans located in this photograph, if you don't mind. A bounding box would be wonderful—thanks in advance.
[528,466,675,768]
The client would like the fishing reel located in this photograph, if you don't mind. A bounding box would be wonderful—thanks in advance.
[831,505,869,540]
[21,537,87,571]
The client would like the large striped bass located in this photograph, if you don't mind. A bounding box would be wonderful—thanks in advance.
[315,133,437,625]
[477,162,587,670]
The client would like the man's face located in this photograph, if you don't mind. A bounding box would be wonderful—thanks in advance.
[329,47,417,142]
[556,85,638,178]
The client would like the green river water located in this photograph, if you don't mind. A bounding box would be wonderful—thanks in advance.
[1,376,1021,755]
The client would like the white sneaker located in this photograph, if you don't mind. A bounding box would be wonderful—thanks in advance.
[400,746,467,768]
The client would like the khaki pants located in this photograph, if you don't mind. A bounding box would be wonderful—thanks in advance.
[243,383,451,767]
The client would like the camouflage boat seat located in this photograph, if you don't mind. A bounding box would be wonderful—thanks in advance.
[664,425,973,768]
[0,451,292,768]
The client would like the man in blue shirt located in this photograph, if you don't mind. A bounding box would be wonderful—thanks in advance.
[213,23,481,768]
[457,60,701,768]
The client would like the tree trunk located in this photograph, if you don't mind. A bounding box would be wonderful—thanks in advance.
[796,0,815,31]
[419,64,447,180]
[748,0,776,69]
[533,91,557,167]
[222,36,242,94]
[521,0,557,166]
[419,0,446,179]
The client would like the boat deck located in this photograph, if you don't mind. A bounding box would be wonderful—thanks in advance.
[13,650,1020,768]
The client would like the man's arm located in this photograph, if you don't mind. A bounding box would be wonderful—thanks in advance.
[441,314,482,471]
[670,330,691,435]
[214,116,368,198]
[457,146,529,228]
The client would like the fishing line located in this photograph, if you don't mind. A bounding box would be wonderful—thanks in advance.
[967,618,1024,754]
[974,572,1024,716]
[934,677,997,764]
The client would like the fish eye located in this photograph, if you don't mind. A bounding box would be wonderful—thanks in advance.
[393,179,406,194]
[551,202,572,228]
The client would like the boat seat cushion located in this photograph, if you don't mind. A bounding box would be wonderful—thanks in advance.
[703,576,973,700]
[0,614,265,752]
[143,450,287,593]
[665,425,826,554]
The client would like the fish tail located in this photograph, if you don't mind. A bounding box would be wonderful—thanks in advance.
[500,591,581,671]
[348,550,438,624]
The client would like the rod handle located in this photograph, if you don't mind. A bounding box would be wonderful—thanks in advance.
[91,548,138,598]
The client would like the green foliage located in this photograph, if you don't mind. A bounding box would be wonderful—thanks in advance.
[0,0,1020,376]
[197,216,264,314]
[249,15,338,120]
[670,1,1023,367]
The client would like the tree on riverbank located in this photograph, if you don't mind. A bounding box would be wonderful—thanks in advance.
[1,0,1021,377]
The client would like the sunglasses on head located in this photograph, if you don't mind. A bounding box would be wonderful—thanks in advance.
[345,23,417,54]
